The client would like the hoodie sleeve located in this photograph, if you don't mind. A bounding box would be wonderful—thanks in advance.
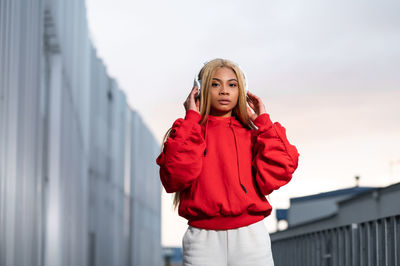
[156,109,206,193]
[251,113,300,195]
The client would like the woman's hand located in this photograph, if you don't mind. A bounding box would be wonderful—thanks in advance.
[246,91,266,121]
[184,85,200,113]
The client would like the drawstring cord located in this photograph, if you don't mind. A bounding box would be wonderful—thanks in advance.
[204,117,209,156]
[229,118,247,194]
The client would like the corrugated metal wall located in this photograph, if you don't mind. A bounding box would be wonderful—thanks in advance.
[0,1,46,266]
[130,111,162,266]
[0,1,162,266]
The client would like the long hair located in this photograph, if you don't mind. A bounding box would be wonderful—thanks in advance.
[160,58,257,211]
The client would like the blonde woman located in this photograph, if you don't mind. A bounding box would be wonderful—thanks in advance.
[156,58,299,266]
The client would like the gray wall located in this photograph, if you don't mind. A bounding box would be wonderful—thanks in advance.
[0,1,162,266]
[288,195,351,227]
[336,184,400,227]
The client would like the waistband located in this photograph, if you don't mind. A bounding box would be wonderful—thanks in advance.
[188,213,265,230]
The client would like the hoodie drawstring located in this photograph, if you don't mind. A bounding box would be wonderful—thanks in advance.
[204,118,209,156]
[229,118,247,194]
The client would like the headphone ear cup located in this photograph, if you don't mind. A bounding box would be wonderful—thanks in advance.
[242,71,248,92]
[198,80,202,96]
[194,78,201,99]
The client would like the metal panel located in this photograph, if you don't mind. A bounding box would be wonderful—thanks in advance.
[130,110,162,266]
[0,1,45,266]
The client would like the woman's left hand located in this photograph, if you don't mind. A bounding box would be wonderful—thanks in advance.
[246,91,267,121]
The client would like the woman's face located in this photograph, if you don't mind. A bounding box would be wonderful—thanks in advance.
[208,67,239,117]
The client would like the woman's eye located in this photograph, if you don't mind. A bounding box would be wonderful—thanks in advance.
[229,83,238,87]
[211,83,219,87]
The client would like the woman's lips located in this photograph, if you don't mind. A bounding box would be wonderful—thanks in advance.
[218,100,231,105]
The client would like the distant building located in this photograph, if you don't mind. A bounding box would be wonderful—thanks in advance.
[272,182,400,240]
[271,182,400,264]
[276,186,377,229]
[163,247,183,266]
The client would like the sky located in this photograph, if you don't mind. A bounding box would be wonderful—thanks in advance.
[85,0,400,246]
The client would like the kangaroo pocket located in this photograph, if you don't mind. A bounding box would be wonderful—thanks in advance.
[179,177,219,219]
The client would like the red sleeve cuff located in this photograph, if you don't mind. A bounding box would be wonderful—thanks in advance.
[253,113,273,128]
[185,109,201,123]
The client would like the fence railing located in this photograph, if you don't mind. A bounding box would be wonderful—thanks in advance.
[271,215,400,266]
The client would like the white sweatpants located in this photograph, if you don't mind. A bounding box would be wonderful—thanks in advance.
[182,219,274,266]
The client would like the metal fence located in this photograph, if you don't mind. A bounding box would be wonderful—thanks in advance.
[271,215,400,266]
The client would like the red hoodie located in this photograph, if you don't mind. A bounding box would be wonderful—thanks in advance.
[156,109,299,230]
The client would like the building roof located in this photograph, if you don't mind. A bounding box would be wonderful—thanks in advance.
[290,186,377,203]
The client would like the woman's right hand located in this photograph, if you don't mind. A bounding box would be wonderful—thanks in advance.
[183,86,200,113]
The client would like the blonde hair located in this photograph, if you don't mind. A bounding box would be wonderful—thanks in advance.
[160,58,257,211]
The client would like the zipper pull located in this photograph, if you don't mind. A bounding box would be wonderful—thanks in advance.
[241,184,247,194]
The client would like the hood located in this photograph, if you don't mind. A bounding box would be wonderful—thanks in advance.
[205,114,243,127]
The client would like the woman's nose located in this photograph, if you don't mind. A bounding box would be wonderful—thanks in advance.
[219,85,229,94]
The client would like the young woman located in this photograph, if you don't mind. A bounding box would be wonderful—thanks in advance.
[156,58,299,266]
